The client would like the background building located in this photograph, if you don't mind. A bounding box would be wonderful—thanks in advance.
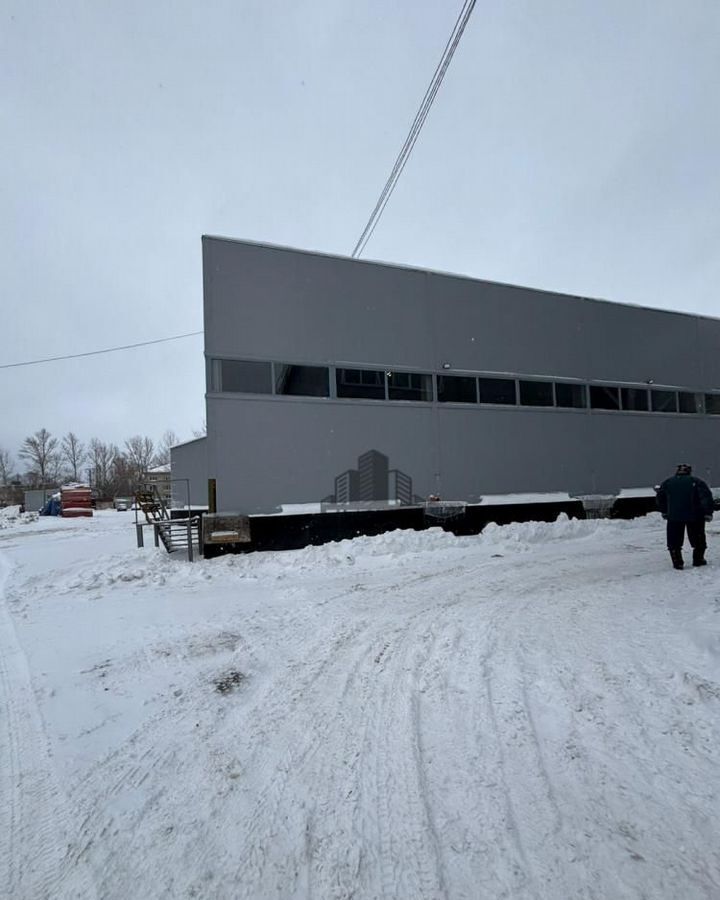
[172,236,720,513]
[143,464,172,507]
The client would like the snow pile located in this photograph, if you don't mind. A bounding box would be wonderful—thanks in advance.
[48,515,647,597]
[0,505,39,528]
[53,552,214,595]
[479,512,633,548]
[2,504,720,899]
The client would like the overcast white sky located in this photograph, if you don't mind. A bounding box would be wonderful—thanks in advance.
[2,0,719,464]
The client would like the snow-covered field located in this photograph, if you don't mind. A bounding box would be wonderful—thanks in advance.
[1,508,719,900]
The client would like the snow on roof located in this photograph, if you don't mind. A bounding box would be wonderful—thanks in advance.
[478,492,572,506]
[147,464,171,473]
[171,436,207,449]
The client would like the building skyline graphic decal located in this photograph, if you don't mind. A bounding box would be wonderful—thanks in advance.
[322,449,423,508]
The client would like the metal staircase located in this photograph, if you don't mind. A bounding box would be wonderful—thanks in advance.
[135,485,200,558]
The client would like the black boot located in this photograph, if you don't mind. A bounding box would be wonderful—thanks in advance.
[692,548,707,567]
[669,548,684,569]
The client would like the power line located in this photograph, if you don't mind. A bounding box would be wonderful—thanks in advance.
[5,7,476,372]
[353,0,476,258]
[352,0,477,259]
[0,331,203,370]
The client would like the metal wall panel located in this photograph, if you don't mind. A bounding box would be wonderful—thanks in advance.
[170,438,208,507]
[192,237,720,513]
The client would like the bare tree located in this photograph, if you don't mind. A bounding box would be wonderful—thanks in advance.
[155,429,180,466]
[124,435,155,479]
[61,432,86,482]
[110,455,135,497]
[87,439,119,499]
[192,420,207,438]
[19,428,59,487]
[0,447,13,485]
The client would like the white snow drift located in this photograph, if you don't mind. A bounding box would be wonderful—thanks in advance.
[1,509,719,899]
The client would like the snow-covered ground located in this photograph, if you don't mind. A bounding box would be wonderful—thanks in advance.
[1,508,719,900]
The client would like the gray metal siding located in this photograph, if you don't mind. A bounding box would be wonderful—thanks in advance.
[204,396,717,512]
[170,438,208,507]
[195,237,720,513]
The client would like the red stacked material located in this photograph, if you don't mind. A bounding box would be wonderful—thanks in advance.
[61,485,93,518]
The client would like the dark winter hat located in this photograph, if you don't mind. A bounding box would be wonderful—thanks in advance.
[676,463,692,474]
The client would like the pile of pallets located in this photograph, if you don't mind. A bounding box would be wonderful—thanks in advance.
[61,485,93,518]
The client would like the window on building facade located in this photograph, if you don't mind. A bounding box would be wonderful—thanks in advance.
[705,393,720,415]
[620,388,649,411]
[437,375,477,403]
[555,382,587,408]
[215,359,272,394]
[387,371,433,402]
[590,385,620,410]
[335,368,386,400]
[478,377,516,405]
[678,392,702,414]
[651,390,678,413]
[519,380,553,407]
[274,364,329,397]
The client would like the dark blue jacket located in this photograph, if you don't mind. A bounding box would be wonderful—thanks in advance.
[656,474,713,522]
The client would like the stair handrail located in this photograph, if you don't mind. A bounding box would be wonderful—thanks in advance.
[135,481,171,523]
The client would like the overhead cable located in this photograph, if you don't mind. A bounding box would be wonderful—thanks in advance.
[0,331,203,370]
[351,0,477,259]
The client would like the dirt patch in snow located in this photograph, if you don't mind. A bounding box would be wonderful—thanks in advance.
[213,670,246,694]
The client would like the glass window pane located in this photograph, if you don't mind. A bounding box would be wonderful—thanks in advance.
[519,380,553,407]
[478,377,516,405]
[651,390,678,413]
[336,368,386,399]
[620,388,649,411]
[705,393,720,415]
[220,359,272,393]
[678,392,702,414]
[555,382,586,408]
[437,375,477,403]
[210,359,222,392]
[274,364,329,397]
[590,385,620,410]
[387,371,433,401]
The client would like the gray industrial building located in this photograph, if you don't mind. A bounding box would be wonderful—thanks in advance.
[172,236,720,514]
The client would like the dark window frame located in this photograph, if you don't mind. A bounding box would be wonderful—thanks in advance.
[519,379,554,407]
[214,358,273,395]
[335,367,387,400]
[555,382,587,409]
[590,385,621,410]
[273,363,330,398]
[437,374,478,404]
[387,370,433,402]
[678,392,702,415]
[651,389,678,413]
[477,377,517,405]
[210,358,720,421]
[620,387,649,412]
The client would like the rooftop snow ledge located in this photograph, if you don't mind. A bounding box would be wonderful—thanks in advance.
[479,492,572,506]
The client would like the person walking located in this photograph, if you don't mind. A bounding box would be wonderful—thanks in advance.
[656,463,714,569]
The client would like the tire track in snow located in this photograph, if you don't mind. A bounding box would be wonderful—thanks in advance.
[503,552,720,899]
[548,585,720,898]
[66,593,370,898]
[229,617,376,898]
[482,558,627,899]
[302,564,514,899]
[0,553,97,900]
[323,559,548,899]
[414,610,531,899]
[228,566,480,898]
